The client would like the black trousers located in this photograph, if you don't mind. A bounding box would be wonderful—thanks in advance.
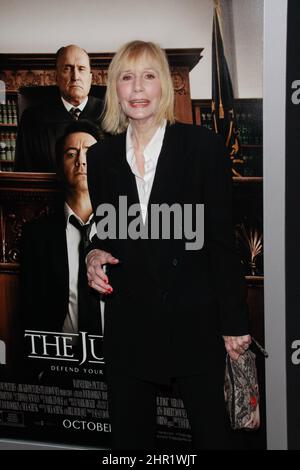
[107,370,246,450]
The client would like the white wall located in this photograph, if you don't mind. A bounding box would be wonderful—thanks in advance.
[231,0,264,97]
[0,0,263,98]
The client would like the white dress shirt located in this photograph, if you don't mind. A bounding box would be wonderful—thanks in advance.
[63,203,104,335]
[126,120,167,223]
[61,96,88,113]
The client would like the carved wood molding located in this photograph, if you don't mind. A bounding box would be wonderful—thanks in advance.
[0,48,203,70]
[0,172,59,190]
[0,262,19,274]
[0,49,203,92]
[0,68,194,91]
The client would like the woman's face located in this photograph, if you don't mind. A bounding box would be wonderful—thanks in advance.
[116,54,162,126]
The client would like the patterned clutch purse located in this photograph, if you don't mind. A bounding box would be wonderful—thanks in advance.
[224,338,268,430]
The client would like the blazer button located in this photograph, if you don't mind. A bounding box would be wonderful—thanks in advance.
[172,258,178,267]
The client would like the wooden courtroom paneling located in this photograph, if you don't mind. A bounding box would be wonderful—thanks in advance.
[0,173,61,368]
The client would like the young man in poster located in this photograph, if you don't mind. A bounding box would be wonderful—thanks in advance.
[19,120,104,380]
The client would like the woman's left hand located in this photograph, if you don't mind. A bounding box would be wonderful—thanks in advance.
[222,335,252,361]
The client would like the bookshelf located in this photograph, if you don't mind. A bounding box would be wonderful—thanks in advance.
[0,93,17,171]
[192,98,263,177]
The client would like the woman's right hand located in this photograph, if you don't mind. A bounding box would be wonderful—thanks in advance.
[86,249,119,294]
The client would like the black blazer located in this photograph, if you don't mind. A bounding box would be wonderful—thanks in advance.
[14,95,103,172]
[87,122,249,384]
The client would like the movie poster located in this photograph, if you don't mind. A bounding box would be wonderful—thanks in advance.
[0,0,263,451]
[0,78,192,453]
[0,221,111,447]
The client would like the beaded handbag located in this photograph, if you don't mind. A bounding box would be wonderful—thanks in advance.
[224,338,268,430]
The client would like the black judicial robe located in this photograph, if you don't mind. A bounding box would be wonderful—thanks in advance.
[14,95,103,172]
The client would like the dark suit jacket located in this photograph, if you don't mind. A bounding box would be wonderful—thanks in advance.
[20,211,69,331]
[87,122,249,384]
[19,210,103,382]
[14,95,103,172]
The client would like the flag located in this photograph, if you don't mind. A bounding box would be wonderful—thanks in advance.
[211,1,243,176]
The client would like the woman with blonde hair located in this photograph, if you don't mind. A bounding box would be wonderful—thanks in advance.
[86,40,250,449]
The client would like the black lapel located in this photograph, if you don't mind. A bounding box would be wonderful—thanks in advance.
[105,124,184,209]
[147,123,184,207]
[146,123,186,285]
[44,96,74,123]
[108,132,140,208]
[80,96,103,121]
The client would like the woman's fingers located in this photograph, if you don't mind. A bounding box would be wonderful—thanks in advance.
[86,249,119,294]
[223,334,252,360]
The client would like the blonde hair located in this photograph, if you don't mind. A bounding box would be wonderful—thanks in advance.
[102,40,175,134]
